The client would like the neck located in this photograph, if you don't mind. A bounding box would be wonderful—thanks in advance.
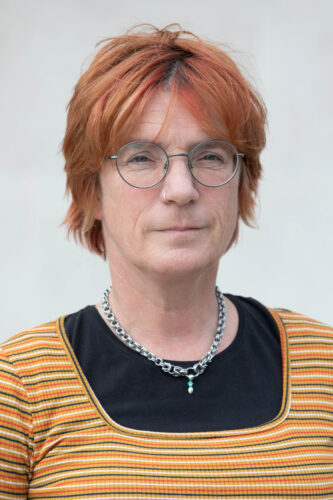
[97,264,238,361]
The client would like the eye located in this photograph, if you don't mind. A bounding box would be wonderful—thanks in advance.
[201,153,225,162]
[193,151,227,168]
[128,154,152,163]
[126,151,159,167]
[121,150,161,173]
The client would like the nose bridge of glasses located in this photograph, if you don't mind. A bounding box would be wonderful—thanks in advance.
[165,152,192,171]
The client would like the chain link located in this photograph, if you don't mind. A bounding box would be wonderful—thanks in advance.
[101,286,226,379]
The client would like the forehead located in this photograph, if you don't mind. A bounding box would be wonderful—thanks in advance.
[129,90,202,144]
[127,89,228,147]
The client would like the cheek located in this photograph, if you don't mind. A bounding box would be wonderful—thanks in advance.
[215,184,239,223]
[227,177,240,214]
[211,186,239,252]
[230,189,240,219]
[100,184,152,243]
[226,192,240,236]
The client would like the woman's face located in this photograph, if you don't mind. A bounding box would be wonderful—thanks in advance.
[97,90,240,281]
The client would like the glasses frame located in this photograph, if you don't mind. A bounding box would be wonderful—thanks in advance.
[104,139,245,189]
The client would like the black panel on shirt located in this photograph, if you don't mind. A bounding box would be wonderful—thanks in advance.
[64,294,282,432]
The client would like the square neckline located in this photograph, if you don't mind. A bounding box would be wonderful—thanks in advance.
[56,305,291,441]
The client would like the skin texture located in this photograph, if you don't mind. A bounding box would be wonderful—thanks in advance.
[95,90,240,361]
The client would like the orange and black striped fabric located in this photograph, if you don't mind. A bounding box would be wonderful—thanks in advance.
[0,308,332,498]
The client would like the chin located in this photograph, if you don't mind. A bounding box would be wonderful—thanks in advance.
[145,249,219,278]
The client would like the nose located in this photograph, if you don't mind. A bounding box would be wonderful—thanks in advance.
[161,154,199,205]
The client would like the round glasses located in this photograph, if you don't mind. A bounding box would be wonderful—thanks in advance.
[104,139,244,189]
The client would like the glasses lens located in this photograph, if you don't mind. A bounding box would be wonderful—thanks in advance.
[190,140,238,187]
[117,141,167,188]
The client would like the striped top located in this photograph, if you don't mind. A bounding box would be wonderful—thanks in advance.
[0,308,332,499]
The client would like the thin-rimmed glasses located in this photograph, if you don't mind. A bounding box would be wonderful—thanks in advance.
[104,139,244,189]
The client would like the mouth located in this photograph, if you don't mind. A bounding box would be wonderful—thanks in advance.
[157,226,204,233]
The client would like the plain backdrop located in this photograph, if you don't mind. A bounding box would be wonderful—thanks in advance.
[1,0,332,341]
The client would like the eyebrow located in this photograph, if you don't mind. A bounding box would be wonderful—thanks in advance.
[126,139,215,151]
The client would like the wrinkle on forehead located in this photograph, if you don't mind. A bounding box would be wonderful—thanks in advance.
[129,89,229,149]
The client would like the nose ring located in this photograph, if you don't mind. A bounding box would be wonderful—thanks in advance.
[163,191,169,203]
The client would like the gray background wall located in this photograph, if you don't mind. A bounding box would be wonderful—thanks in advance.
[1,0,332,340]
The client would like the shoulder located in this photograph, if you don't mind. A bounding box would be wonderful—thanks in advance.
[270,308,333,336]
[229,293,333,345]
[0,319,66,380]
[1,320,59,356]
[268,308,333,361]
[0,317,81,412]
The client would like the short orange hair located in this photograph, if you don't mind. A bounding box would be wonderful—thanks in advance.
[62,24,266,257]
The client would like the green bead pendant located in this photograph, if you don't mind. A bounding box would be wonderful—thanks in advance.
[187,375,194,394]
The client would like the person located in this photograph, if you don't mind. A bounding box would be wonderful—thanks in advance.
[0,24,332,499]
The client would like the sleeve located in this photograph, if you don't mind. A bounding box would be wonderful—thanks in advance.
[0,348,33,499]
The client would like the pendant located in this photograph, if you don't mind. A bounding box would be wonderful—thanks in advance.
[187,374,194,394]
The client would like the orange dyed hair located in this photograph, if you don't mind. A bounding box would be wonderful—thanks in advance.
[62,24,266,257]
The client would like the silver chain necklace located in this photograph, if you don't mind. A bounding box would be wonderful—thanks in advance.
[101,286,226,394]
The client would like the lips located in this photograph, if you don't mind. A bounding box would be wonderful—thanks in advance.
[157,226,204,232]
